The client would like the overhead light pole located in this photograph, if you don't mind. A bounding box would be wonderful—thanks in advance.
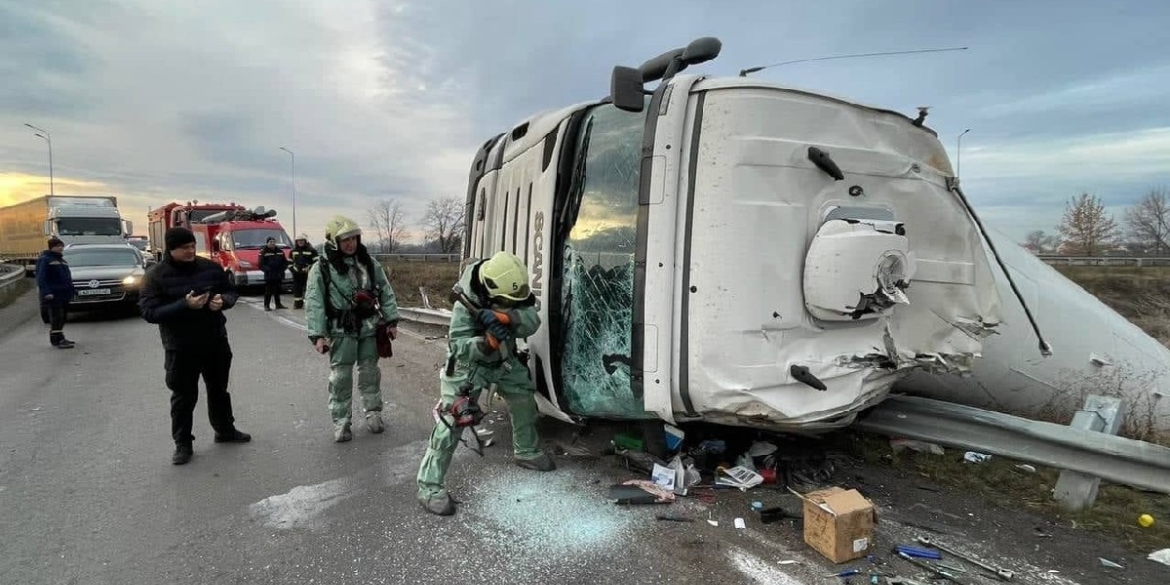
[279,146,296,238]
[25,123,54,195]
[957,128,971,179]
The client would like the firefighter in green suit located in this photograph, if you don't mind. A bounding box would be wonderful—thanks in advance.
[417,250,555,516]
[304,216,400,442]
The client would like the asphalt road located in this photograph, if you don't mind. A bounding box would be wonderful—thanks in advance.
[0,287,1164,584]
[0,289,801,585]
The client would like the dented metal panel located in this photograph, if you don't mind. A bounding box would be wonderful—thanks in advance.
[681,86,1001,431]
[898,227,1170,435]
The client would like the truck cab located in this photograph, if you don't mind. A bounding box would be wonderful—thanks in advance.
[190,207,293,289]
[463,38,1006,432]
[44,196,132,245]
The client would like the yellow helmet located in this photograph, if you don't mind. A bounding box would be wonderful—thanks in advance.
[479,251,530,301]
[324,215,361,243]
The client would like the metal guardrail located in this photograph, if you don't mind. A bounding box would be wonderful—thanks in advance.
[857,394,1170,494]
[372,253,461,263]
[0,264,25,290]
[1036,255,1170,267]
[398,307,452,327]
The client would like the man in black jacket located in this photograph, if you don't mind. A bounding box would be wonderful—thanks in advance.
[259,236,289,311]
[140,227,252,465]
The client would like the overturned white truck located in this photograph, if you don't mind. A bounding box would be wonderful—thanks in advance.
[461,38,1169,437]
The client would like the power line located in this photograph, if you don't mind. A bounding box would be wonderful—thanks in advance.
[739,46,969,76]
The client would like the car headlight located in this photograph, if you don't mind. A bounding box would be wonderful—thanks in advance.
[122,275,139,286]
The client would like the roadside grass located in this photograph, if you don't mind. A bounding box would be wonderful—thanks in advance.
[1054,265,1170,345]
[842,432,1170,553]
[380,259,462,310]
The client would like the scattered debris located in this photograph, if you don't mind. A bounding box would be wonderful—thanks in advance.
[716,465,764,490]
[1015,464,1037,473]
[1099,557,1124,569]
[1148,548,1170,567]
[916,536,1015,581]
[890,438,944,456]
[799,486,876,563]
[664,423,685,451]
[734,517,746,529]
[963,451,992,464]
[894,545,940,560]
[607,480,675,505]
[612,433,644,452]
[651,463,676,492]
[654,513,693,523]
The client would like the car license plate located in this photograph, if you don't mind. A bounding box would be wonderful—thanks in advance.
[78,288,111,296]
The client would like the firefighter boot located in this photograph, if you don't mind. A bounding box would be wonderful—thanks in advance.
[419,493,455,516]
[366,412,384,434]
[515,452,556,472]
[334,421,352,443]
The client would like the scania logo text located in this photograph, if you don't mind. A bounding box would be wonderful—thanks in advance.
[531,212,544,310]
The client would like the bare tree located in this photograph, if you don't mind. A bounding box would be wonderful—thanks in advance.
[366,199,408,253]
[1056,193,1120,256]
[422,196,466,254]
[1124,187,1170,255]
[1023,230,1059,254]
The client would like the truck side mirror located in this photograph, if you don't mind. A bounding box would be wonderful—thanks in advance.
[124,220,133,235]
[611,66,647,113]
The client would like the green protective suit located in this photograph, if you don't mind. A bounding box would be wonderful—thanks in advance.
[416,262,543,500]
[304,246,400,426]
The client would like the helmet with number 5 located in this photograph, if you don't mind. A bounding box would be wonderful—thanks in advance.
[479,251,530,302]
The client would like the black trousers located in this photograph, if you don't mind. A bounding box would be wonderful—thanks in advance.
[264,281,284,308]
[292,271,308,308]
[165,342,236,444]
[47,304,66,345]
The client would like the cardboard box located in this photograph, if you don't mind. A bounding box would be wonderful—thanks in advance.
[801,487,876,563]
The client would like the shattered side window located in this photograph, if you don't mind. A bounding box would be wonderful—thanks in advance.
[560,104,646,418]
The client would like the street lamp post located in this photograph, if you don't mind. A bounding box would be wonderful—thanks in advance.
[279,147,296,238]
[25,123,54,196]
[956,128,971,179]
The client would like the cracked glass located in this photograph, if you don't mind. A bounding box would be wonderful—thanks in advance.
[559,104,648,418]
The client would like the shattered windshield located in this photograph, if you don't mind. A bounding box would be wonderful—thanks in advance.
[559,104,646,418]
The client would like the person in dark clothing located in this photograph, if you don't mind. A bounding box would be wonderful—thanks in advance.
[35,237,76,349]
[289,233,318,310]
[259,236,289,311]
[139,227,252,465]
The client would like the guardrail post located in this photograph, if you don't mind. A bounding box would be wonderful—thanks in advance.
[1053,395,1126,511]
[419,287,432,310]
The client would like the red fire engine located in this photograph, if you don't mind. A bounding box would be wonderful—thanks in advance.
[147,201,245,261]
[191,207,293,289]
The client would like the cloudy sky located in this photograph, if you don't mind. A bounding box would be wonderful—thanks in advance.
[2,0,1168,245]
